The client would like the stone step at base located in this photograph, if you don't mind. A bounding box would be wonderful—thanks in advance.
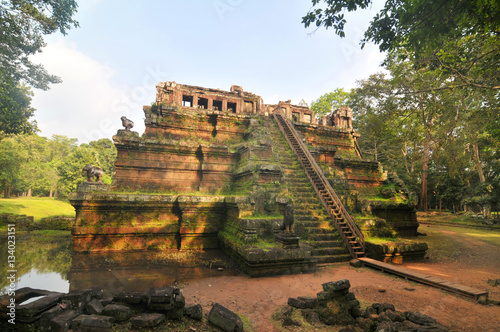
[313,254,352,265]
[308,233,342,241]
[305,227,337,234]
[308,240,345,248]
[295,216,322,222]
[311,247,350,256]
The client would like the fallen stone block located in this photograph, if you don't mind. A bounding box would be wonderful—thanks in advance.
[71,314,115,330]
[185,304,203,321]
[166,306,185,320]
[288,296,317,309]
[131,313,165,328]
[114,291,145,305]
[60,289,93,313]
[18,294,62,323]
[85,298,103,315]
[79,315,115,332]
[174,293,186,308]
[349,259,363,268]
[150,287,174,303]
[322,279,351,293]
[208,303,244,332]
[377,303,395,314]
[405,311,437,326]
[102,304,132,322]
[39,309,78,332]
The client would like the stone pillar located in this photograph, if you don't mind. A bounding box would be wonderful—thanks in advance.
[192,94,198,108]
[222,100,227,113]
[208,99,213,110]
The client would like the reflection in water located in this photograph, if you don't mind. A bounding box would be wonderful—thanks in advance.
[1,232,241,295]
[69,250,242,292]
[0,231,72,295]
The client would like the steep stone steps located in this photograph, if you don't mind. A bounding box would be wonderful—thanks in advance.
[272,111,365,260]
[267,119,354,264]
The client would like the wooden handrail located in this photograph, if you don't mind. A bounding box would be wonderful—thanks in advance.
[272,110,364,258]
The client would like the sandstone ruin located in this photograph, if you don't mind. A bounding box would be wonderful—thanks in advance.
[69,81,420,276]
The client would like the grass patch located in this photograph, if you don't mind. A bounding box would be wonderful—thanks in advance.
[440,226,500,247]
[0,197,75,221]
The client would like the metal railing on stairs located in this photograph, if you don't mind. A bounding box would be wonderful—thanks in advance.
[272,109,365,258]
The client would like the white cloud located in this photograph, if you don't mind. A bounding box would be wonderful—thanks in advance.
[30,39,150,143]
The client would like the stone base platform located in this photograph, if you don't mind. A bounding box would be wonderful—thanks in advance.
[218,232,317,277]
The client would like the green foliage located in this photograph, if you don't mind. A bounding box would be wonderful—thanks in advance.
[0,0,79,89]
[303,1,500,91]
[0,197,75,221]
[310,88,352,118]
[0,0,79,135]
[349,46,499,214]
[0,82,38,134]
[303,0,499,53]
[0,134,117,198]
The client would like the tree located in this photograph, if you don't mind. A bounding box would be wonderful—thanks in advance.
[0,0,79,134]
[0,0,79,89]
[302,0,499,52]
[303,1,500,91]
[311,88,352,117]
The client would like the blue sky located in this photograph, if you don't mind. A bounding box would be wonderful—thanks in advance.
[31,0,386,143]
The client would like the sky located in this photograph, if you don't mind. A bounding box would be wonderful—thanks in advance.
[30,0,387,143]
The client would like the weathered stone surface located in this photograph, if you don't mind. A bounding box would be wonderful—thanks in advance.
[379,310,405,323]
[150,287,174,303]
[39,309,78,332]
[102,304,132,322]
[114,291,145,304]
[363,306,377,318]
[405,311,437,326]
[322,279,351,293]
[282,316,301,326]
[99,289,114,307]
[377,303,395,314]
[131,313,165,328]
[288,296,317,309]
[85,298,103,315]
[149,302,174,311]
[18,294,62,323]
[71,314,115,330]
[208,303,244,332]
[38,305,64,330]
[166,306,185,320]
[301,309,321,325]
[60,289,92,313]
[185,304,203,320]
[79,315,115,332]
[174,293,186,308]
[349,259,363,268]
[356,316,377,332]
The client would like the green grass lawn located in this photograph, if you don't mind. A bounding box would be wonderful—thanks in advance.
[0,197,75,221]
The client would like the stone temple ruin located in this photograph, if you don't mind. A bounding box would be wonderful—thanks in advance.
[69,81,420,276]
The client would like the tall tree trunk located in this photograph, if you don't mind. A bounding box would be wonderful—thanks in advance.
[472,141,486,183]
[472,140,491,218]
[419,128,432,212]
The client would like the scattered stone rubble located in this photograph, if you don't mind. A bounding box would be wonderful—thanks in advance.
[284,279,449,332]
[0,286,243,332]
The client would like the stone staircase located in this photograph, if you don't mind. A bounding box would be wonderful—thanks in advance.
[267,119,352,265]
[271,111,365,260]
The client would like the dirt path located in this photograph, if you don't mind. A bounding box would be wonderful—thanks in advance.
[182,224,500,331]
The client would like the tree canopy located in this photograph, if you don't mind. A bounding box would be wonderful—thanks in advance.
[302,0,499,52]
[0,0,79,134]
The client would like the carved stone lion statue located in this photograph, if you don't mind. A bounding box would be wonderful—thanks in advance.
[121,116,134,130]
[82,164,104,183]
[282,204,294,233]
